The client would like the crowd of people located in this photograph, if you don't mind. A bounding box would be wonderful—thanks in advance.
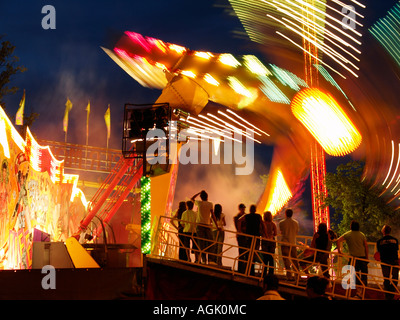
[172,189,400,300]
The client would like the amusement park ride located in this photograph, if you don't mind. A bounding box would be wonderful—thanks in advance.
[4,0,400,300]
[67,0,371,259]
[91,28,359,252]
[28,0,399,273]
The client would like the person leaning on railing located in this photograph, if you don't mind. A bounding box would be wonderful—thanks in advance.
[237,204,267,276]
[299,222,332,279]
[336,220,369,289]
[181,200,200,263]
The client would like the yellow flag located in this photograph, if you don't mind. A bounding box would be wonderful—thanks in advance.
[86,101,90,118]
[16,89,25,126]
[63,98,73,132]
[86,101,90,145]
[104,104,110,140]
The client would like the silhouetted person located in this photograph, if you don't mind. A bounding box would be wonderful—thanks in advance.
[257,274,285,300]
[172,201,188,261]
[238,204,266,275]
[212,204,226,266]
[261,211,277,276]
[306,276,330,300]
[376,225,399,300]
[234,203,247,273]
[300,222,331,278]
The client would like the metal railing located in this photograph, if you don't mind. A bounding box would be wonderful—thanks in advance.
[150,215,400,300]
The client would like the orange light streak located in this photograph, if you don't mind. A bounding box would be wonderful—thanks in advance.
[168,44,187,54]
[265,169,293,215]
[194,51,214,59]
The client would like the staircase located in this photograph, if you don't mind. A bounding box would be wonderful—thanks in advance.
[75,155,143,237]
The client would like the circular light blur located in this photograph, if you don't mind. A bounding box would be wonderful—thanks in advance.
[291,88,362,157]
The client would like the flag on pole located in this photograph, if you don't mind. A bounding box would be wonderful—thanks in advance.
[86,101,90,143]
[15,89,25,126]
[63,98,73,133]
[104,104,111,140]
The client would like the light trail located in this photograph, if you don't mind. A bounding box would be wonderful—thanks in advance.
[382,140,395,186]
[226,109,270,136]
[385,142,400,190]
[276,31,348,79]
[316,0,363,28]
[265,169,293,215]
[185,115,243,143]
[331,0,365,17]
[268,14,360,77]
[217,110,261,136]
[206,113,261,144]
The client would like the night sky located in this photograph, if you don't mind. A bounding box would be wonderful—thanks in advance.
[0,0,254,148]
[1,0,399,234]
[1,0,395,148]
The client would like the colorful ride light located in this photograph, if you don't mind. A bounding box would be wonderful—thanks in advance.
[291,88,362,157]
[265,169,292,215]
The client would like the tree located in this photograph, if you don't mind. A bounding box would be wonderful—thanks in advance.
[18,111,40,138]
[0,37,26,108]
[324,160,397,241]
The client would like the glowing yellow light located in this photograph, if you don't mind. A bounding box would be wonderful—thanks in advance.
[107,47,167,89]
[25,128,64,183]
[291,88,362,157]
[265,169,292,215]
[194,51,214,59]
[218,53,241,67]
[203,73,219,86]
[71,186,89,209]
[181,70,196,78]
[146,37,167,53]
[243,55,271,75]
[168,44,187,54]
[0,118,10,159]
[227,76,252,98]
[155,62,167,70]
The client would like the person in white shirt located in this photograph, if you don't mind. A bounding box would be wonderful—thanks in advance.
[279,208,299,281]
[191,190,219,264]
